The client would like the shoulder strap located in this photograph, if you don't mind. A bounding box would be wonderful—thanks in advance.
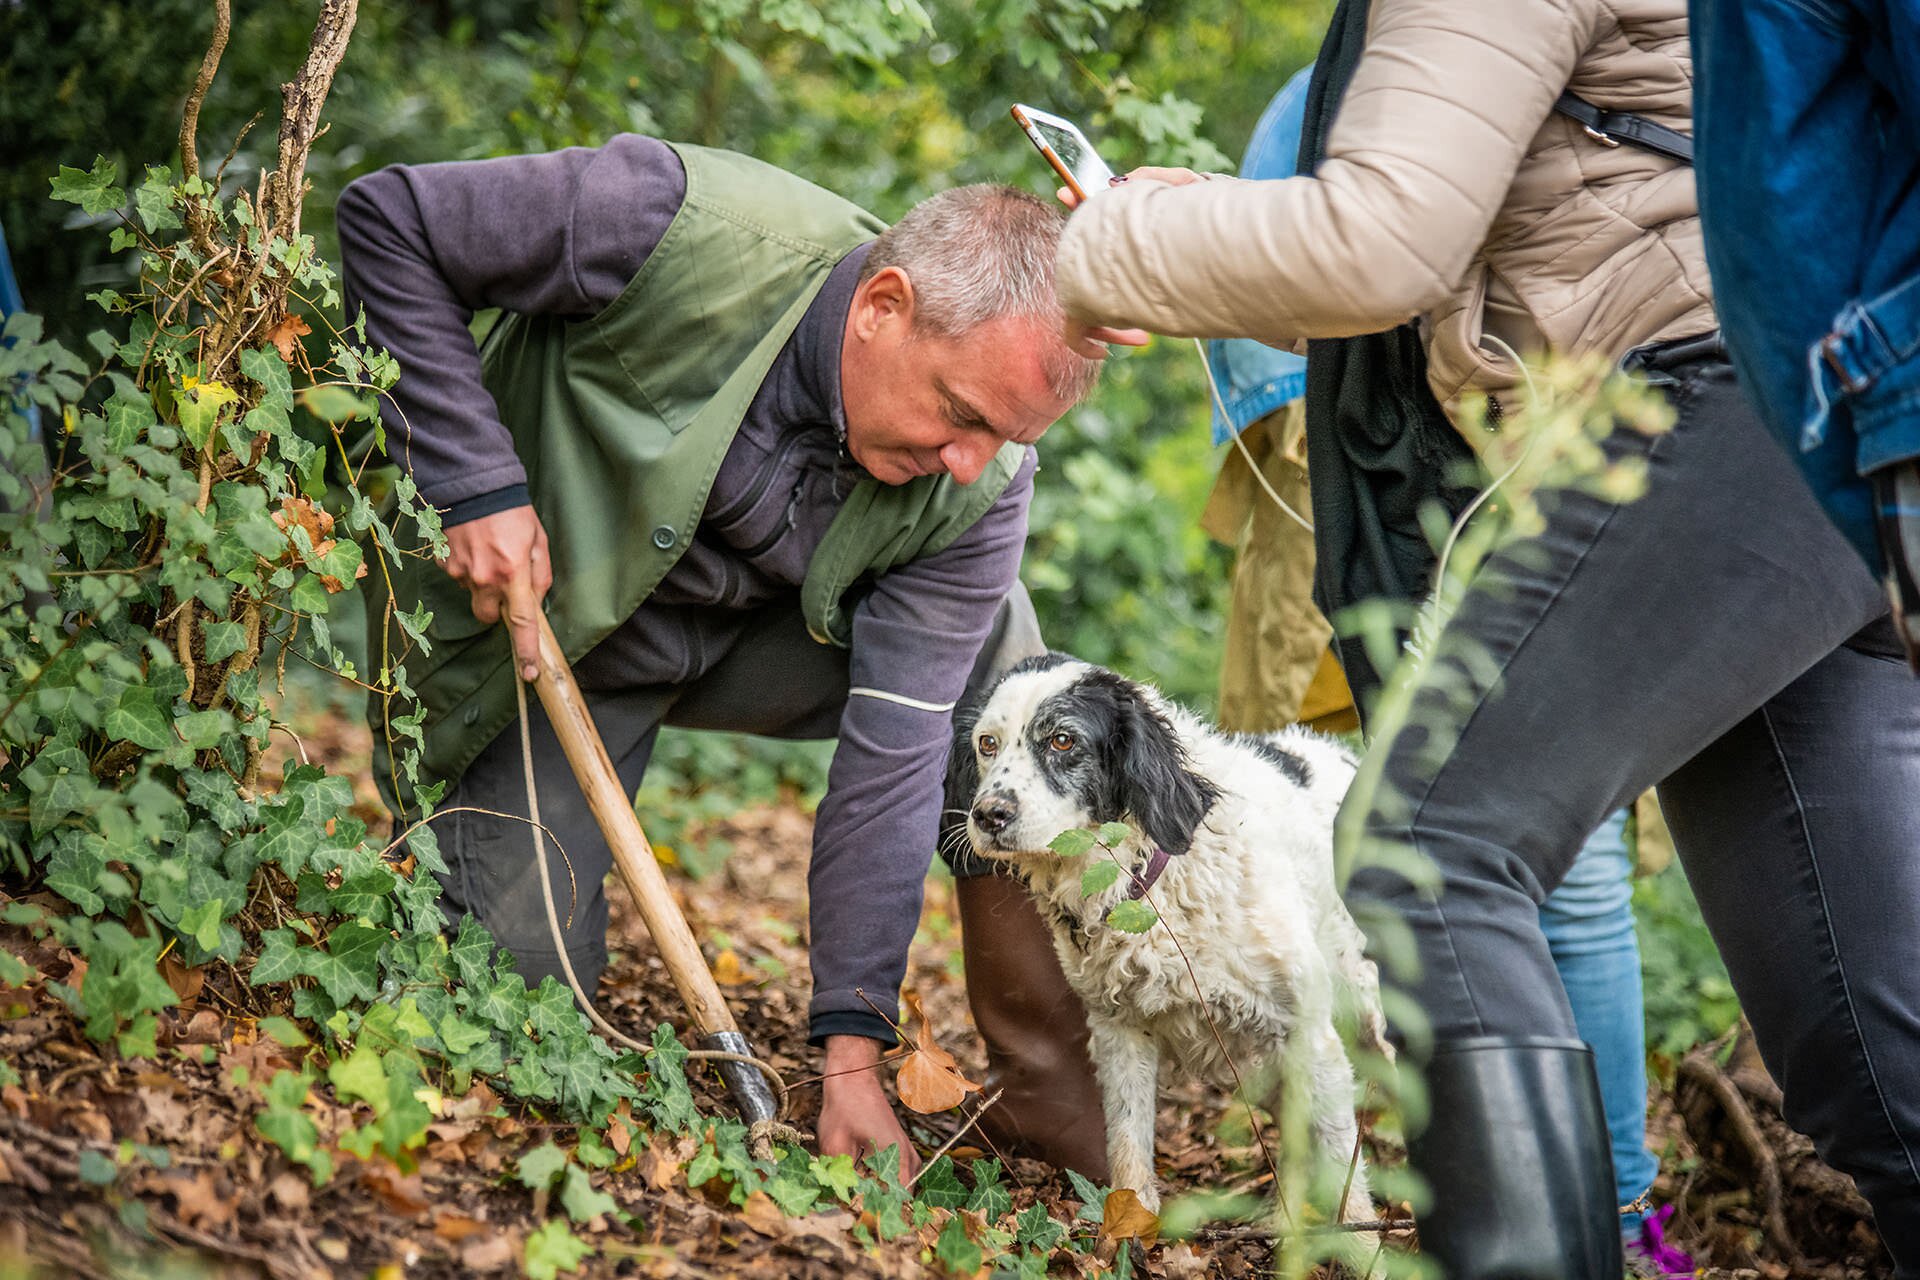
[1554,91,1693,165]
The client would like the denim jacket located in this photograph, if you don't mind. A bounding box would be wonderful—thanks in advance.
[1206,68,1313,443]
[1692,0,1920,572]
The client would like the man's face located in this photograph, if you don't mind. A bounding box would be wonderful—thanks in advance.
[840,266,1075,486]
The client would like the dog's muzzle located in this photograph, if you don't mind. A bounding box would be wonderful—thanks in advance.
[970,793,1017,845]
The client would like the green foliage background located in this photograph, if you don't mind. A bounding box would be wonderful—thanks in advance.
[3,0,1333,712]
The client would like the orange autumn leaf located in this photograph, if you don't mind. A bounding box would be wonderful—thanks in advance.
[266,313,313,362]
[711,949,747,986]
[894,990,982,1114]
[271,495,334,547]
[1101,1188,1160,1246]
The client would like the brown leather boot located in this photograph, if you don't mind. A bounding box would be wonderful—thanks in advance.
[955,871,1110,1179]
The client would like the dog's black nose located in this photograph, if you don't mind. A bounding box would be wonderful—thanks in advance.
[972,796,1016,835]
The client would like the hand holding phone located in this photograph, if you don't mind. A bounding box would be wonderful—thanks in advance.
[1010,104,1115,203]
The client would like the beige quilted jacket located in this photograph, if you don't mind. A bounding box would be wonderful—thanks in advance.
[1054,0,1718,416]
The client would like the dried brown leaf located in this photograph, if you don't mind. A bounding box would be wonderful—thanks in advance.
[461,1233,516,1272]
[894,991,981,1114]
[1100,1189,1160,1246]
[266,314,313,363]
[739,1190,789,1237]
[360,1160,432,1217]
[433,1212,489,1242]
[166,1167,238,1230]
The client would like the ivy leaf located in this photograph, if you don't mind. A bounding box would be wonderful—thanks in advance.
[327,868,397,920]
[436,1012,490,1057]
[255,795,316,877]
[175,378,240,450]
[448,916,493,989]
[913,1155,969,1210]
[1104,899,1158,933]
[1048,828,1096,857]
[1015,1202,1066,1251]
[134,164,180,231]
[250,929,305,985]
[201,621,246,664]
[177,898,226,952]
[933,1214,983,1276]
[327,1044,388,1111]
[809,1153,860,1203]
[523,1218,593,1280]
[467,974,530,1032]
[256,1069,332,1185]
[558,1165,619,1223]
[77,1149,118,1186]
[1079,861,1121,898]
[307,922,383,1005]
[965,1158,1013,1221]
[49,157,125,216]
[258,1016,308,1048]
[1066,1169,1109,1223]
[297,385,367,423]
[516,1141,569,1191]
[765,1170,818,1217]
[104,685,173,751]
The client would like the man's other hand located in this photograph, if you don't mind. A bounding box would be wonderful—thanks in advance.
[440,505,553,681]
[817,1035,919,1180]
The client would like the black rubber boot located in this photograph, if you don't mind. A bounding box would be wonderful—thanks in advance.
[1409,1036,1624,1279]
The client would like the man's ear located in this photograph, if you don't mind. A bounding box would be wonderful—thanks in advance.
[850,265,916,342]
[1102,683,1218,855]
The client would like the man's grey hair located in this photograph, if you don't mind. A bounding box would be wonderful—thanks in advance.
[862,184,1102,402]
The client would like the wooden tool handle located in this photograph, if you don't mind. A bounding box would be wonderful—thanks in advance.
[526,610,737,1039]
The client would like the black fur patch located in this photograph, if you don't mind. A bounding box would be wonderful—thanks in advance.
[1004,650,1078,679]
[1237,734,1312,787]
[1028,668,1219,855]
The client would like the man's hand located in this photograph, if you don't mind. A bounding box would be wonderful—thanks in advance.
[816,1035,919,1180]
[439,505,553,681]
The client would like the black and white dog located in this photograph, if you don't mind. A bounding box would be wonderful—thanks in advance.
[946,653,1387,1220]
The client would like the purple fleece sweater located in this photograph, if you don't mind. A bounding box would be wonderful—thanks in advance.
[336,136,1035,1045]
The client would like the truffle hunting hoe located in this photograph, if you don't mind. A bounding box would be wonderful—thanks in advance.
[520,607,781,1128]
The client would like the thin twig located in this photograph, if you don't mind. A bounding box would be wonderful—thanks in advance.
[904,1088,1005,1189]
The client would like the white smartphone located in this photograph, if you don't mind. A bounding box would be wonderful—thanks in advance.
[1010,103,1115,202]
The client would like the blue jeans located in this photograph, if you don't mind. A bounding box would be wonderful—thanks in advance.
[1540,811,1657,1228]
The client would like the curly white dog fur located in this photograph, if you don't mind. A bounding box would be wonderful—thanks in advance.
[946,654,1388,1221]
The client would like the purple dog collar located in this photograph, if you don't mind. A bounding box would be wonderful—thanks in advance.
[1126,846,1171,900]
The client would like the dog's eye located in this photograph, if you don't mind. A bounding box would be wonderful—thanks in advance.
[977,733,999,758]
[1049,731,1076,752]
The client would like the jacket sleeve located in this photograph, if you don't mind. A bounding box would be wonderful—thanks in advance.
[334,135,687,512]
[1054,0,1600,344]
[803,451,1037,1045]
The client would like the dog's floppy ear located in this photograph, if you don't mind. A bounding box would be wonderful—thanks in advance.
[941,696,985,851]
[1097,676,1219,855]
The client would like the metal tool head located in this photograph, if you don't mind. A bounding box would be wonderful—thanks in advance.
[700,1029,779,1126]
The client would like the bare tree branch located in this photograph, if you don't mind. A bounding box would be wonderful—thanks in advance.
[268,0,359,238]
[178,0,232,255]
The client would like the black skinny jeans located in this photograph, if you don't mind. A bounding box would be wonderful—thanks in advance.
[1348,350,1920,1270]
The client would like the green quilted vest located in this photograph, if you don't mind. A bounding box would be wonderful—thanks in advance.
[372,143,1024,811]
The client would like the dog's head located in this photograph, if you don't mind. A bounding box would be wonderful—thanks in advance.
[945,654,1219,861]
